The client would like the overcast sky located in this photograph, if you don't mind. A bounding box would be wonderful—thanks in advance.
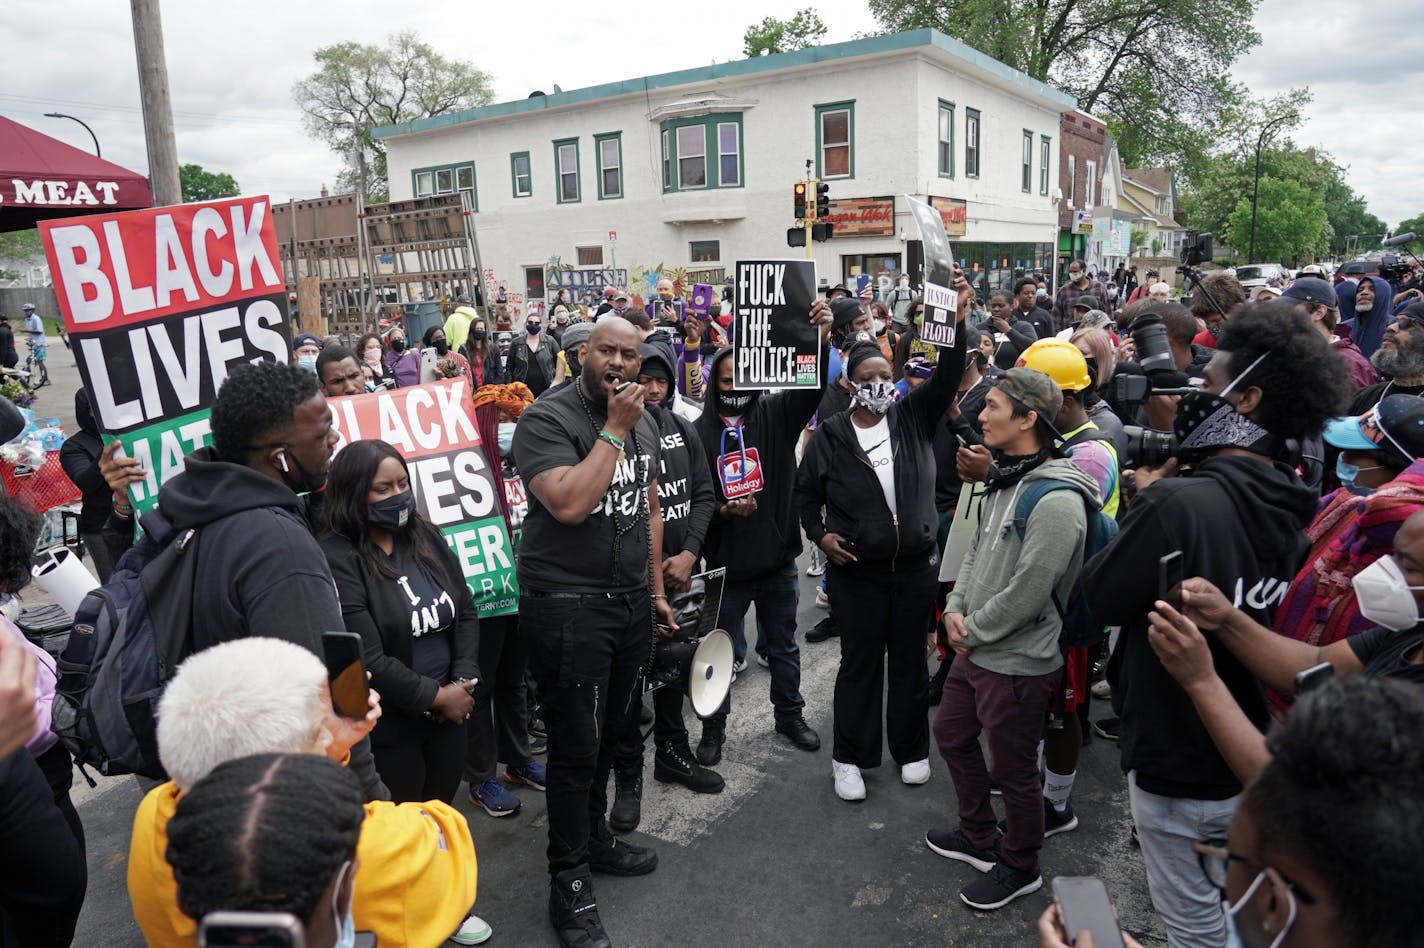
[4,0,1419,228]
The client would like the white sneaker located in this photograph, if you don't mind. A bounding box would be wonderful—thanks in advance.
[815,587,830,607]
[450,914,493,945]
[833,760,866,801]
[900,758,931,785]
[1091,679,1111,699]
[806,549,827,577]
[756,652,769,668]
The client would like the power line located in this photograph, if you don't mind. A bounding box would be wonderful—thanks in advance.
[0,92,304,127]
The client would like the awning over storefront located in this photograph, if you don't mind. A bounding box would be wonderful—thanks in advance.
[0,115,152,232]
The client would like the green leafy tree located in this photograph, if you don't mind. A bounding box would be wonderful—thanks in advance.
[293,32,494,199]
[1225,177,1328,263]
[1393,214,1424,256]
[744,9,828,56]
[179,164,240,203]
[1130,227,1148,255]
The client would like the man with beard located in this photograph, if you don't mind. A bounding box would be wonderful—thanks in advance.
[692,300,834,765]
[1050,261,1107,333]
[511,318,679,948]
[1349,303,1424,415]
[607,340,722,835]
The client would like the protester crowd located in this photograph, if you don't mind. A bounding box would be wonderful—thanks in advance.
[2,254,1424,948]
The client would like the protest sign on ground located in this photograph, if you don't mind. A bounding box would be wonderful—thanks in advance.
[732,260,819,389]
[905,195,957,348]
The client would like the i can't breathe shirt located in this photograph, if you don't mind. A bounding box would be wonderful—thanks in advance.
[387,544,457,681]
[855,415,897,515]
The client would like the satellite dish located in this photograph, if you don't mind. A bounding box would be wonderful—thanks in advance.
[553,83,564,93]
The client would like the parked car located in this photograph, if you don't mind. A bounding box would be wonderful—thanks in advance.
[1234,263,1290,289]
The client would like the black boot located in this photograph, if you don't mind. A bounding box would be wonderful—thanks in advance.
[655,739,725,793]
[608,764,643,834]
[548,866,611,948]
[696,717,725,766]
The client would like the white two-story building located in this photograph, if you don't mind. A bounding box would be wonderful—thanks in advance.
[374,28,1075,317]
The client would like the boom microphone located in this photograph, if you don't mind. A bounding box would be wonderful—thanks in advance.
[1381,232,1416,247]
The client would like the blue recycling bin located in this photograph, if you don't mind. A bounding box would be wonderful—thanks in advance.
[401,301,444,344]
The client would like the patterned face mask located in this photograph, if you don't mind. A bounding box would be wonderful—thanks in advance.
[852,380,896,415]
[1173,351,1271,463]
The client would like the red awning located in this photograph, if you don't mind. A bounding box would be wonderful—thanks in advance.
[0,115,153,232]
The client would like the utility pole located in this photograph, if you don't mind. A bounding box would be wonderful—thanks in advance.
[130,0,181,205]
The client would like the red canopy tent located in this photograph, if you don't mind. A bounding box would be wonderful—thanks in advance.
[0,115,152,232]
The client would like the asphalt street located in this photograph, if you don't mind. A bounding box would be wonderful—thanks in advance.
[16,343,1167,947]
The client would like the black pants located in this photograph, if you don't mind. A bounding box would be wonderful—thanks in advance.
[372,715,467,804]
[0,750,86,947]
[34,743,83,852]
[522,589,651,875]
[827,555,937,768]
[464,614,535,785]
[613,681,691,776]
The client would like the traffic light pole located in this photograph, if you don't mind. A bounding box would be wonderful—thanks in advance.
[804,197,814,261]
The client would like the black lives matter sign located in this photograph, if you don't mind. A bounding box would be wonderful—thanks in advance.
[733,260,819,390]
[40,196,290,514]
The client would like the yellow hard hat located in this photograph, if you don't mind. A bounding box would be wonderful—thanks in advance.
[1016,338,1093,393]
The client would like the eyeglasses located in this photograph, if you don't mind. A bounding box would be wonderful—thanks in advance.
[1193,842,1316,905]
[1395,313,1424,331]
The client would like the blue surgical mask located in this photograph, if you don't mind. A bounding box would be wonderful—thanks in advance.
[1223,871,1296,948]
[497,422,516,458]
[297,355,318,373]
[1336,455,1384,496]
[331,860,356,948]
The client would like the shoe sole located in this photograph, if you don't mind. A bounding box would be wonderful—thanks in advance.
[589,852,658,877]
[1091,725,1120,741]
[835,788,866,802]
[471,796,521,818]
[777,732,821,752]
[1044,814,1080,838]
[653,768,725,794]
[959,874,1042,910]
[925,835,997,873]
[504,773,547,792]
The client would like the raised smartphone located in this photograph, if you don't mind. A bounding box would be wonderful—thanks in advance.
[321,631,370,719]
[1052,876,1127,948]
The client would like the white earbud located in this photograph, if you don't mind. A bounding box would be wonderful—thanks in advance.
[277,451,290,473]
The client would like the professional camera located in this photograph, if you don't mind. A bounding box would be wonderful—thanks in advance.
[1377,254,1416,288]
[1106,311,1196,468]
[1179,231,1213,270]
[1121,425,1178,469]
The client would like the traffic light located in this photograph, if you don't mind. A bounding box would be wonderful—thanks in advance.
[812,221,834,242]
[793,182,807,220]
[815,181,830,219]
[787,226,807,248]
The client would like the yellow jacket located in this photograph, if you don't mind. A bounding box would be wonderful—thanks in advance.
[128,781,477,948]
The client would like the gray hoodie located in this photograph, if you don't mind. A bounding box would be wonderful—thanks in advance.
[945,458,1100,676]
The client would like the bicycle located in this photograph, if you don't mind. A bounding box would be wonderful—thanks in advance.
[22,338,49,391]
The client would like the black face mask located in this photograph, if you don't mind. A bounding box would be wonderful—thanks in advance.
[471,330,487,342]
[391,338,407,353]
[720,391,756,412]
[367,490,414,532]
[433,339,450,356]
[567,353,582,378]
[278,446,328,494]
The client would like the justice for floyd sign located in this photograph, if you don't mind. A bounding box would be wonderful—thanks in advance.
[906,195,957,349]
[39,195,290,513]
[733,260,819,390]
[328,379,518,618]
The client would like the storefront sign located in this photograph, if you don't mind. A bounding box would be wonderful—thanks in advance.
[1073,210,1094,235]
[824,196,895,238]
[930,196,967,238]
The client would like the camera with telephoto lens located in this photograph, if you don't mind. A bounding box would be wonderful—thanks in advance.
[1121,424,1178,469]
[1109,311,1195,468]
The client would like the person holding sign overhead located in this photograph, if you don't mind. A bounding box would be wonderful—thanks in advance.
[795,281,968,803]
[320,439,484,805]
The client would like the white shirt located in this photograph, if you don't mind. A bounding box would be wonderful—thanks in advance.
[854,416,896,515]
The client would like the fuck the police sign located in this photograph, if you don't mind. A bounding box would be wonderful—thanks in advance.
[733,260,820,390]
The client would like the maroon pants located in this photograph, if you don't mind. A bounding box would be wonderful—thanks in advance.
[933,656,1062,872]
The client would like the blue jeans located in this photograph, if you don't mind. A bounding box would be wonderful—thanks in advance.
[715,561,803,720]
[1128,771,1237,948]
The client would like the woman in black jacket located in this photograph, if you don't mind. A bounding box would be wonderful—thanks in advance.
[796,323,965,802]
[320,439,480,803]
[463,316,506,390]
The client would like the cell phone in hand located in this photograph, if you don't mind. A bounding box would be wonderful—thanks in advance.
[1159,550,1184,612]
[321,631,370,719]
[199,911,304,947]
[1052,876,1127,948]
[1294,661,1334,693]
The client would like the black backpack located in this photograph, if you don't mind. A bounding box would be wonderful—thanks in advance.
[50,509,200,779]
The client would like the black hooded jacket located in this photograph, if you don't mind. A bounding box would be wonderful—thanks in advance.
[696,344,827,582]
[59,390,109,532]
[640,343,716,559]
[796,329,965,567]
[1082,454,1317,799]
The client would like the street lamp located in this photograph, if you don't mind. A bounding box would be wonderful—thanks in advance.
[1247,112,1296,264]
[43,112,101,158]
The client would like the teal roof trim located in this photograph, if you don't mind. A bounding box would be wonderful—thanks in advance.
[371,29,1075,141]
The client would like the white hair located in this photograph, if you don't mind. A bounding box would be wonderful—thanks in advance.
[157,637,327,792]
[1149,282,1172,296]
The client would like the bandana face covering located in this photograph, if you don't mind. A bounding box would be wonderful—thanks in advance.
[986,448,1052,491]
[852,380,896,415]
[1173,351,1272,463]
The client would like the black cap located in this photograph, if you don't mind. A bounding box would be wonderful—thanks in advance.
[830,297,864,329]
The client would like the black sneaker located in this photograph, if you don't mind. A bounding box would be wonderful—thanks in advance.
[924,828,1000,873]
[775,715,821,751]
[654,741,725,794]
[696,718,725,766]
[1045,799,1079,837]
[587,833,658,876]
[960,862,1043,911]
[608,769,642,834]
[806,615,839,643]
[1092,717,1121,741]
[548,866,611,948]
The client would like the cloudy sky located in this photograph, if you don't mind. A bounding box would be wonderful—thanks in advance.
[5,0,1420,228]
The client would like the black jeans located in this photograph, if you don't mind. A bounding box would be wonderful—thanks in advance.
[522,589,651,874]
[613,681,692,775]
[372,715,467,804]
[0,750,86,947]
[827,555,937,768]
[464,614,535,785]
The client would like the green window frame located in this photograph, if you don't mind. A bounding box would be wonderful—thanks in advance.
[594,132,623,200]
[815,101,854,180]
[965,108,981,178]
[657,113,745,193]
[1022,130,1034,193]
[937,100,955,178]
[554,138,580,204]
[1039,136,1051,195]
[510,151,531,198]
[411,161,477,210]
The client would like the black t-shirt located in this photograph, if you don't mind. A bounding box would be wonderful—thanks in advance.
[384,542,457,680]
[1348,624,1424,685]
[512,382,661,592]
[1349,380,1424,416]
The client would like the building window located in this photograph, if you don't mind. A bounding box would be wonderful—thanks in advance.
[1086,159,1097,207]
[1022,131,1033,192]
[510,152,531,198]
[576,246,603,266]
[659,114,743,192]
[411,162,476,210]
[816,102,854,179]
[1039,136,1050,195]
[965,108,981,178]
[937,101,954,178]
[554,139,580,203]
[690,240,720,263]
[592,133,622,200]
[1068,154,1077,205]
[717,123,740,187]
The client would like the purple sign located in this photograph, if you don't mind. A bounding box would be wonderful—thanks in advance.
[690,283,714,317]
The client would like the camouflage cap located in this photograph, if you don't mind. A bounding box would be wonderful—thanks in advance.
[996,367,1063,422]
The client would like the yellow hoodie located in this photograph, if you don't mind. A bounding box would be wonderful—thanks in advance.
[128,782,477,948]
